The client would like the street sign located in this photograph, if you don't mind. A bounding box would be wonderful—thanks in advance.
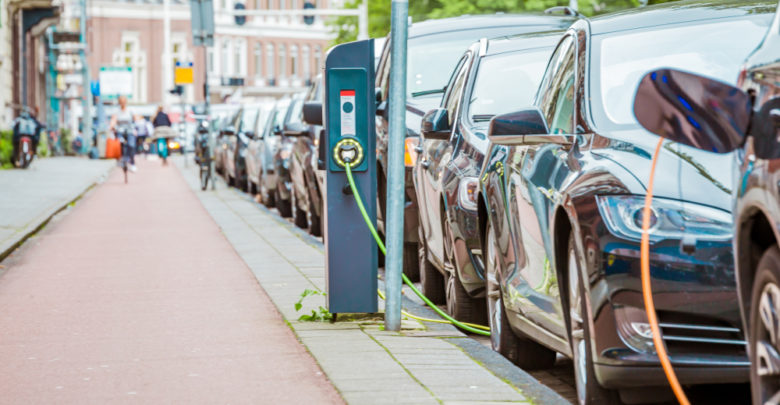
[303,1,315,25]
[190,0,215,47]
[99,66,133,99]
[234,2,246,25]
[174,61,194,85]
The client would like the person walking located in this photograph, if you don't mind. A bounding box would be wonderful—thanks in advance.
[152,105,171,128]
[134,115,153,156]
[110,96,137,172]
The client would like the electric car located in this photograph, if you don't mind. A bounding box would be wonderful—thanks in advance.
[630,7,780,403]
[374,11,577,279]
[273,94,305,218]
[414,32,562,322]
[478,3,775,403]
[225,104,268,191]
[246,98,290,207]
[288,75,325,236]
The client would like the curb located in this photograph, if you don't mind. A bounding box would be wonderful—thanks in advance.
[0,163,112,262]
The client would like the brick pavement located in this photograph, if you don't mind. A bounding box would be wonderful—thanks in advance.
[0,159,342,404]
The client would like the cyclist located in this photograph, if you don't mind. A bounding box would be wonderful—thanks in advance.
[110,96,137,172]
[11,106,43,167]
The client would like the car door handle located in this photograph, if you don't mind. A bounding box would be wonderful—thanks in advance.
[414,145,423,153]
[420,160,431,169]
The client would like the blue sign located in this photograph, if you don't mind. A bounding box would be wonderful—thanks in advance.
[90,80,100,96]
[234,2,246,26]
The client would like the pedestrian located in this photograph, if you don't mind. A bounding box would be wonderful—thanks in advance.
[110,96,137,172]
[134,115,153,156]
[152,105,171,128]
[11,106,44,166]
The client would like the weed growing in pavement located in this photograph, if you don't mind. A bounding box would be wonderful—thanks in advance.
[294,289,333,322]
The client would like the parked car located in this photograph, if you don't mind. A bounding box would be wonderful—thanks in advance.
[414,32,562,322]
[214,110,240,175]
[374,12,576,280]
[478,2,775,403]
[274,93,306,218]
[288,75,325,236]
[630,6,780,403]
[225,104,269,191]
[246,98,291,207]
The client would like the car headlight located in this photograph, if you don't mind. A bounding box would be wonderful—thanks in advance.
[458,177,479,211]
[596,195,732,243]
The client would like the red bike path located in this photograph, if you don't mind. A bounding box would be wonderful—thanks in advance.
[0,159,343,404]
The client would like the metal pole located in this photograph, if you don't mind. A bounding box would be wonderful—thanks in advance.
[204,44,215,190]
[80,0,92,154]
[357,0,368,40]
[163,0,172,104]
[384,0,407,332]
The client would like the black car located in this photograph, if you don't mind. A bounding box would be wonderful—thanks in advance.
[479,2,775,403]
[414,32,562,322]
[274,93,306,218]
[287,76,325,236]
[631,6,780,403]
[374,12,576,279]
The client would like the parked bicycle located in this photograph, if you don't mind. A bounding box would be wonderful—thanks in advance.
[195,121,212,190]
[116,124,133,184]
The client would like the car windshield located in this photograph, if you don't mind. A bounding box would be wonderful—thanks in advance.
[408,27,553,99]
[468,48,553,124]
[241,108,259,132]
[592,17,771,129]
[287,99,304,125]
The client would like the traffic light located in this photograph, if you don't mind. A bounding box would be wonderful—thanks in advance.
[169,85,184,96]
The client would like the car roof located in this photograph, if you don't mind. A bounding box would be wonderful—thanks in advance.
[589,0,776,35]
[485,30,565,56]
[409,14,575,38]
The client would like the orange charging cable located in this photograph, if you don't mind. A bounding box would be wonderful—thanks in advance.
[641,137,691,405]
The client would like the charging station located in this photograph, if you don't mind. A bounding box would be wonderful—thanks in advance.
[322,39,378,314]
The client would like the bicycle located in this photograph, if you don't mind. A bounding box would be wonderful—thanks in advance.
[116,126,133,184]
[196,122,211,190]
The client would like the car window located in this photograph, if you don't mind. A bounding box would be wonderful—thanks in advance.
[467,48,553,124]
[537,36,575,134]
[287,98,304,125]
[240,108,259,132]
[442,54,470,127]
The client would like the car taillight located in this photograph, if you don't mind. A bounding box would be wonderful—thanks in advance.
[404,138,419,167]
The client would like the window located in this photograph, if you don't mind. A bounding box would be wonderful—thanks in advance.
[254,43,262,77]
[302,45,310,78]
[314,45,322,72]
[441,54,470,126]
[266,43,275,78]
[290,45,298,77]
[234,39,244,76]
[537,36,575,134]
[221,38,231,76]
[278,44,287,77]
[207,47,215,74]
[113,32,147,102]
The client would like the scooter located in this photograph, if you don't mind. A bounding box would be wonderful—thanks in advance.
[15,135,34,169]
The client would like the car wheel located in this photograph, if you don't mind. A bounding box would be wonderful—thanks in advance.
[307,190,322,237]
[292,189,308,229]
[403,243,420,282]
[567,233,619,405]
[485,221,555,369]
[260,178,276,208]
[419,230,445,305]
[750,246,780,405]
[248,181,256,195]
[276,186,293,218]
[444,220,486,324]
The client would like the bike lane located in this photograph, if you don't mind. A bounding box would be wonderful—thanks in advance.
[0,160,343,404]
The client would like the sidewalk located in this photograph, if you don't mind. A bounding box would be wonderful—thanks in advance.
[175,158,569,405]
[0,157,113,260]
[0,160,342,403]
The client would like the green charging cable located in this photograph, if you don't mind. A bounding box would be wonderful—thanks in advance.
[344,164,491,336]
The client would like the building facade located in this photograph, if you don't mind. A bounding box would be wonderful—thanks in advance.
[86,0,337,106]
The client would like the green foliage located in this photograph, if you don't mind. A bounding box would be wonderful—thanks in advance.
[37,130,50,158]
[61,128,74,156]
[0,130,13,169]
[294,289,333,322]
[327,0,684,45]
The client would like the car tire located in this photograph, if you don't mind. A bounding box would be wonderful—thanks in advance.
[419,233,445,305]
[750,245,780,405]
[403,243,420,282]
[260,179,276,208]
[444,221,486,324]
[307,190,322,237]
[276,189,293,218]
[485,221,555,369]
[567,234,620,405]
[292,190,308,229]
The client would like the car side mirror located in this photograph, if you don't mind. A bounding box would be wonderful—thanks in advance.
[421,108,451,140]
[375,87,382,104]
[284,122,308,137]
[245,130,255,139]
[303,101,323,126]
[273,125,282,136]
[376,100,388,120]
[488,108,548,137]
[222,125,236,136]
[633,68,750,154]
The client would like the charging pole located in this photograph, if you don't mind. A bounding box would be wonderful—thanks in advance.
[384,0,408,332]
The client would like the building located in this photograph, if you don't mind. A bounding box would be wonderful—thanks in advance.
[1,0,62,127]
[86,0,338,107]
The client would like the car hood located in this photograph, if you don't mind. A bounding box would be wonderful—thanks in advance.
[590,129,736,213]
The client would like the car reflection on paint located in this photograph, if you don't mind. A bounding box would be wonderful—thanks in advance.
[478,2,776,403]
